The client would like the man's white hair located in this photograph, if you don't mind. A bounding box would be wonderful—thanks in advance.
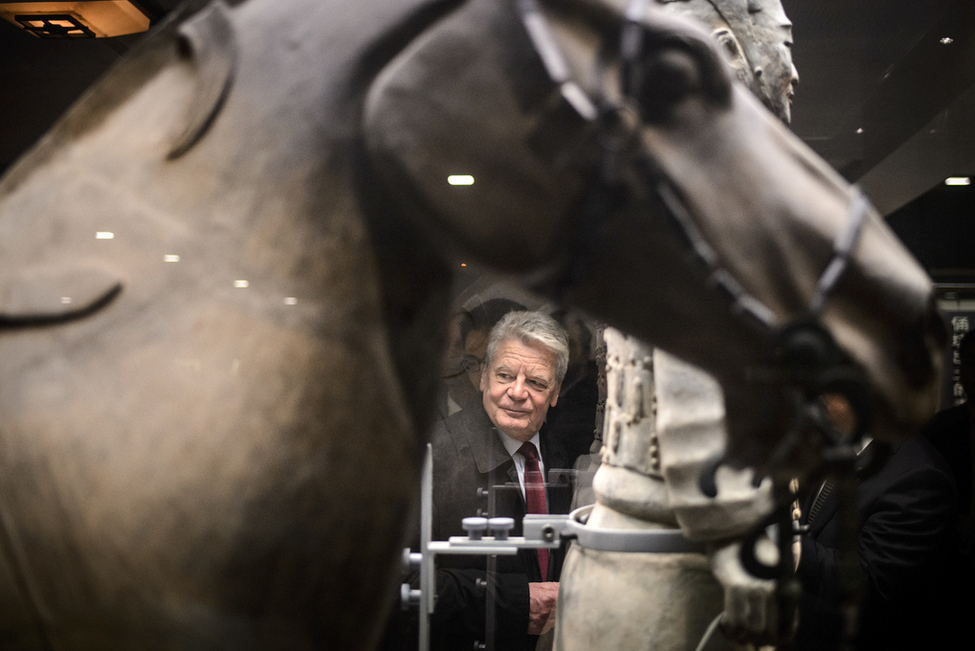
[484,311,569,384]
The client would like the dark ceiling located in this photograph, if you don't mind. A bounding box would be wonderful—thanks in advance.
[1,0,973,281]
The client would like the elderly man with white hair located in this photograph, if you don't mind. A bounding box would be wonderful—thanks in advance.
[428,310,573,651]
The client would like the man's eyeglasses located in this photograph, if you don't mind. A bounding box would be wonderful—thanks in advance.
[460,355,484,373]
[442,354,485,380]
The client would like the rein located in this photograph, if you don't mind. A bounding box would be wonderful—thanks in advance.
[514,0,876,627]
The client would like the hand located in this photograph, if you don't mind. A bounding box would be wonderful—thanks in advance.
[708,540,796,646]
[527,581,559,635]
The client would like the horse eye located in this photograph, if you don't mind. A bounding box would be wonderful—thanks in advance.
[634,48,702,121]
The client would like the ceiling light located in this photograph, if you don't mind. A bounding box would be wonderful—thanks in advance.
[95,231,114,239]
[0,1,150,38]
[447,175,475,186]
[856,127,864,134]
[283,297,298,305]
[163,254,180,262]
[941,37,954,45]
[945,177,971,186]
[234,280,249,288]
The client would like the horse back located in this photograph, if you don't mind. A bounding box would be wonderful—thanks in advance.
[0,0,458,647]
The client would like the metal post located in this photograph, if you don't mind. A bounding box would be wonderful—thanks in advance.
[420,443,434,651]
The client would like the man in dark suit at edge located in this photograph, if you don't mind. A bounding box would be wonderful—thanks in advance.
[788,395,957,650]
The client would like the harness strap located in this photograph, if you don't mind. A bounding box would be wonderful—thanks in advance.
[808,187,870,316]
[517,0,599,121]
[652,170,778,331]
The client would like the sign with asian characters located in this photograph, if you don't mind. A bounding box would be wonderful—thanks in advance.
[940,310,975,409]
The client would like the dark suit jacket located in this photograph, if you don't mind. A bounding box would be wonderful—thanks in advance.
[790,437,957,650]
[922,403,973,516]
[429,404,573,651]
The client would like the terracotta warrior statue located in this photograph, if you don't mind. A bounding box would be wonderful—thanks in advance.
[557,1,801,648]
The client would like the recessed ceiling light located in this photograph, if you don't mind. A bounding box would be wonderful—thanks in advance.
[96,231,114,239]
[945,177,970,186]
[0,1,151,38]
[234,280,249,288]
[163,254,180,262]
[284,297,298,305]
[447,175,475,186]
[941,37,954,45]
[856,127,864,134]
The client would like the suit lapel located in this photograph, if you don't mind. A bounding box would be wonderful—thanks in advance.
[804,441,890,535]
[805,480,839,535]
[461,409,574,520]
[460,406,511,476]
[540,424,573,515]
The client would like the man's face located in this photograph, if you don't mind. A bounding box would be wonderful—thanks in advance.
[480,338,561,442]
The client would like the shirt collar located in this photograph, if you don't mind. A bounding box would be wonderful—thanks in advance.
[496,429,542,459]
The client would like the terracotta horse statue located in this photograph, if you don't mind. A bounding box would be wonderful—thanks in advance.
[0,0,943,649]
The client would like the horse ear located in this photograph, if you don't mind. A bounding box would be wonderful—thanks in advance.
[622,13,733,122]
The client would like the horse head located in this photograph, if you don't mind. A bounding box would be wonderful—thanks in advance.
[365,0,945,475]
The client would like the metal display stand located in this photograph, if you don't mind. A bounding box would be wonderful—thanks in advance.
[400,445,703,650]
[400,444,570,650]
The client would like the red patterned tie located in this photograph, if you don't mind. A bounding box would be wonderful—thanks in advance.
[519,441,549,581]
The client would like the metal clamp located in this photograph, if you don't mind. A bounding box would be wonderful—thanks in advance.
[564,505,705,554]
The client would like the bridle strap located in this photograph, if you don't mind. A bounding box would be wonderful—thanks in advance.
[808,187,870,317]
[516,0,599,122]
[648,164,778,332]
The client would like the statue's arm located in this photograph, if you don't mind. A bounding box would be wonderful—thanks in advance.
[654,350,772,541]
[707,539,782,645]
[654,350,783,642]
